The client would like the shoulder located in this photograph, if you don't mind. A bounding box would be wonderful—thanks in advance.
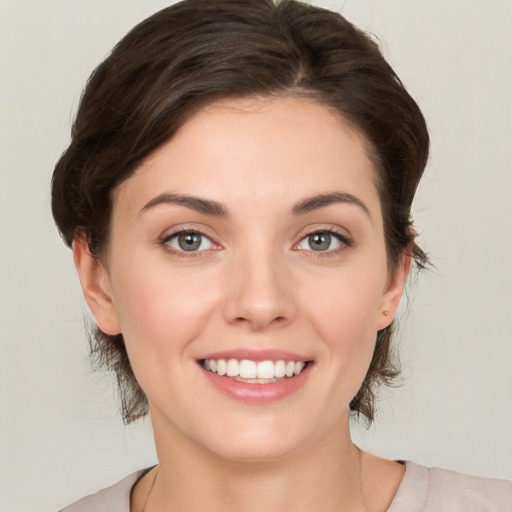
[389,461,512,512]
[427,464,512,511]
[58,469,149,512]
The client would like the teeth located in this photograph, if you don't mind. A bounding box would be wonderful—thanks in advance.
[239,360,257,379]
[217,359,227,376]
[203,358,308,380]
[274,360,286,378]
[226,359,239,377]
[257,360,274,379]
[234,376,280,384]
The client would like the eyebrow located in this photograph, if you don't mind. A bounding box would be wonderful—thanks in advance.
[140,191,371,219]
[291,192,371,219]
[140,193,229,217]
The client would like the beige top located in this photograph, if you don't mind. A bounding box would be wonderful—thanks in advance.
[60,461,512,512]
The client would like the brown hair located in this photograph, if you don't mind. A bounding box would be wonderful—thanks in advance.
[52,0,429,424]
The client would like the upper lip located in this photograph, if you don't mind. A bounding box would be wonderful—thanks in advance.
[197,349,312,362]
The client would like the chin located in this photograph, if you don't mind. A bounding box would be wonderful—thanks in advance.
[196,414,318,463]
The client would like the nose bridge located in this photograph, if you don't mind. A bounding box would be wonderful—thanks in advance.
[224,239,294,330]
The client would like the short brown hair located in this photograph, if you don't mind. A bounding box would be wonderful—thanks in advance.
[52,0,429,424]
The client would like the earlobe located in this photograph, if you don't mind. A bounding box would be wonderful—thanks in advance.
[72,235,121,335]
[377,252,413,330]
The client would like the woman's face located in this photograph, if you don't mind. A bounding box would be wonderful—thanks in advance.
[80,97,407,461]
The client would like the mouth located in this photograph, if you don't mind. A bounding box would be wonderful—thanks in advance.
[200,358,310,384]
[197,353,313,403]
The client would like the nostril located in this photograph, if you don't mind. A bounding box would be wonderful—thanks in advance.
[233,315,286,323]
[233,315,289,330]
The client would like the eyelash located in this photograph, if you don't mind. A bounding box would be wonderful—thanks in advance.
[161,228,217,258]
[296,228,352,257]
[160,227,352,258]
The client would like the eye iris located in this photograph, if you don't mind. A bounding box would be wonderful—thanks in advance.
[309,233,331,251]
[178,232,201,251]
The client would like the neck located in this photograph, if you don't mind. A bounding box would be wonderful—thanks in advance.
[142,413,367,512]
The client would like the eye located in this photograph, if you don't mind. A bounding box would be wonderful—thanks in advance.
[164,230,215,252]
[296,230,348,252]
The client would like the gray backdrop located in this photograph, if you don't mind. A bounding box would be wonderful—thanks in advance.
[1,1,511,510]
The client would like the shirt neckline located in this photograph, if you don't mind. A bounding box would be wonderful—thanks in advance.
[127,461,430,512]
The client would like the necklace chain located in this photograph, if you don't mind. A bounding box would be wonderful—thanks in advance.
[355,445,370,512]
[141,467,158,512]
[142,449,369,512]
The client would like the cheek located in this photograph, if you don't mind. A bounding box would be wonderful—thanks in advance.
[108,254,219,367]
[300,262,388,385]
[304,263,387,337]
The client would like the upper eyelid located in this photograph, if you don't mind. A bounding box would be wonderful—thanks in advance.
[301,228,349,239]
[159,225,352,249]
[299,230,350,244]
[161,228,217,250]
[161,229,219,256]
[297,226,352,243]
[160,225,218,243]
[162,227,209,241]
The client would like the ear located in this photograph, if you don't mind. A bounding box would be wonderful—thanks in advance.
[376,251,413,330]
[72,235,121,335]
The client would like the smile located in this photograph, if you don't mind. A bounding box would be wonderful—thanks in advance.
[202,358,307,383]
[198,353,313,403]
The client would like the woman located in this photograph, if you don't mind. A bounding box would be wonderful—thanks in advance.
[52,0,511,510]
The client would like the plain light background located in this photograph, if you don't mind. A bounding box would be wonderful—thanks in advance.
[1,1,511,510]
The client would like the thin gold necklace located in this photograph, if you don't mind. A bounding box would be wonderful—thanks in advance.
[142,452,369,512]
[141,466,158,512]
[354,445,370,512]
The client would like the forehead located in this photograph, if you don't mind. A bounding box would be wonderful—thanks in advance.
[114,96,381,218]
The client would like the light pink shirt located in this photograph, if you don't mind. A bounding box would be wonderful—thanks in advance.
[60,461,512,511]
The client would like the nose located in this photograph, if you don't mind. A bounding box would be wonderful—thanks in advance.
[222,246,295,331]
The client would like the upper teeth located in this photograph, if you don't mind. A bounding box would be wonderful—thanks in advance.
[203,359,306,379]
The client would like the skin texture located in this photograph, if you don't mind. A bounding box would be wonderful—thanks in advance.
[73,97,410,511]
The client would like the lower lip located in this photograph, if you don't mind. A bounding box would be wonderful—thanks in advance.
[199,363,312,403]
